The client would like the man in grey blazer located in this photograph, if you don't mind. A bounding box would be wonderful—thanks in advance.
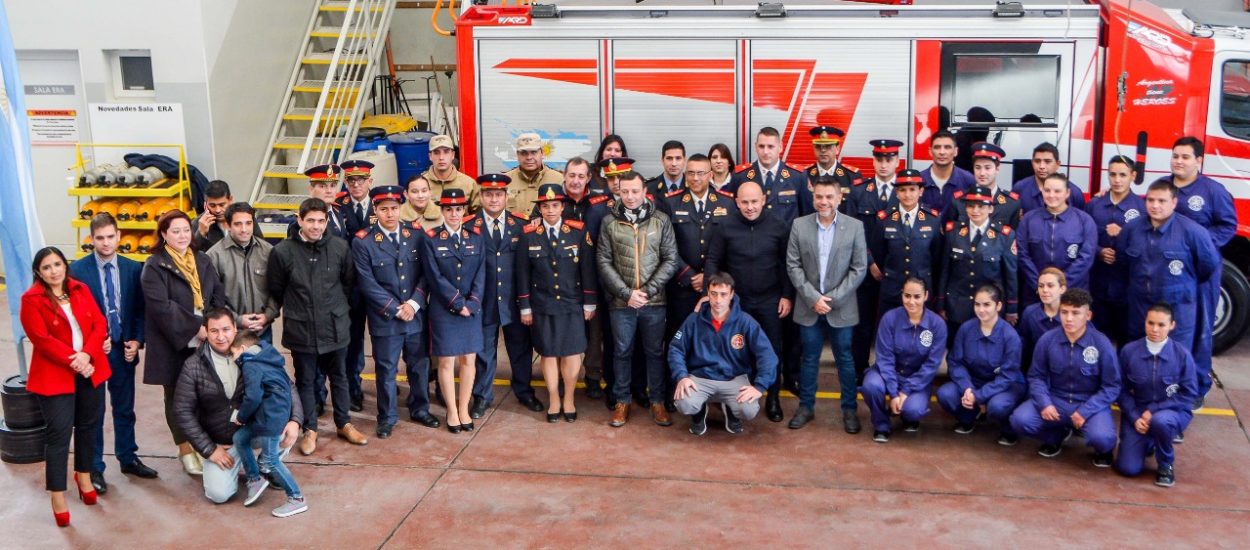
[786,177,868,432]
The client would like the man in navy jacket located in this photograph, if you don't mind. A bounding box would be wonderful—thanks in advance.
[70,213,157,492]
[668,273,778,436]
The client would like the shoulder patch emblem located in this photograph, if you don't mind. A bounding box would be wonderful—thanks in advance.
[781,169,791,179]
[997,193,1007,204]
[565,219,585,230]
[356,229,369,239]
[1000,225,1012,235]
[987,229,997,239]
[891,211,900,221]
[373,232,383,242]
[952,190,964,199]
[523,224,540,234]
[440,230,449,239]
[746,169,757,180]
[836,167,845,176]
[426,228,437,238]
[808,167,818,177]
[945,221,955,232]
[402,228,411,238]
[959,226,968,237]
[877,210,887,220]
[1008,191,1020,200]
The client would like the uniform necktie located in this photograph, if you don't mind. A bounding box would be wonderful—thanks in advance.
[972,228,982,245]
[355,203,365,226]
[389,231,398,245]
[695,199,705,218]
[903,212,912,228]
[452,232,460,248]
[880,185,890,202]
[103,263,122,342]
[764,170,775,190]
[492,220,503,247]
[548,227,558,243]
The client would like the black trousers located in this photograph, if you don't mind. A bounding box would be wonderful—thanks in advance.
[293,348,351,430]
[37,375,104,492]
[741,299,785,395]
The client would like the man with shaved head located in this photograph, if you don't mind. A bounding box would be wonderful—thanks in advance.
[704,180,795,423]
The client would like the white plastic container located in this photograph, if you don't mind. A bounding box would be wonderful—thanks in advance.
[347,145,399,187]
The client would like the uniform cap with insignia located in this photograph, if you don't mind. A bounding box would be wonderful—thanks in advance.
[437,187,470,207]
[341,159,374,178]
[895,168,924,188]
[870,139,904,156]
[809,125,845,145]
[962,186,996,205]
[430,134,455,151]
[368,184,406,205]
[304,164,342,182]
[515,132,544,152]
[971,142,1006,163]
[477,172,512,190]
[598,157,634,177]
[534,183,566,203]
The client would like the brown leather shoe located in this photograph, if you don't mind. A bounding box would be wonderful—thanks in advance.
[651,403,672,426]
[609,403,630,427]
[298,429,317,456]
[337,423,369,445]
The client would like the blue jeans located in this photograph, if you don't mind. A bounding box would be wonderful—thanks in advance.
[798,321,855,411]
[93,343,139,472]
[232,424,302,499]
[609,306,667,404]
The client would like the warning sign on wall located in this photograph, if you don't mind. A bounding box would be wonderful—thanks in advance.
[27,109,79,145]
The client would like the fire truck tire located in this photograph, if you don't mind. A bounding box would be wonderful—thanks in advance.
[1214,260,1250,356]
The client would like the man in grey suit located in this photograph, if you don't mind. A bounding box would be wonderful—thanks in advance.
[786,177,868,432]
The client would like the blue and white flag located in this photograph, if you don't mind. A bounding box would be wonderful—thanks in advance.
[0,0,46,368]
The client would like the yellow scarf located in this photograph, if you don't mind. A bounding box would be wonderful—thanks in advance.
[166,245,203,310]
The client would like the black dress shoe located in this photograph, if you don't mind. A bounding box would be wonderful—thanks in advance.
[585,379,603,400]
[518,395,546,412]
[410,411,441,429]
[120,459,159,479]
[90,471,108,495]
[462,422,475,432]
[349,397,364,413]
[564,411,577,423]
[376,423,394,439]
[842,411,862,434]
[470,397,489,419]
[765,394,784,422]
[547,412,561,423]
[447,423,462,434]
[788,407,814,429]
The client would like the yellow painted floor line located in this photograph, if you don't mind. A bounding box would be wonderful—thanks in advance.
[357,374,1236,417]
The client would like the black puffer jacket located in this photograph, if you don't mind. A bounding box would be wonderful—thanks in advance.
[172,344,302,458]
[267,234,356,354]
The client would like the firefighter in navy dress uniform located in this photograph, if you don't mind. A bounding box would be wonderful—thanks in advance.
[517,184,600,423]
[868,168,944,313]
[423,188,486,433]
[351,185,439,438]
[336,159,376,413]
[937,185,1020,340]
[804,126,866,218]
[941,143,1023,229]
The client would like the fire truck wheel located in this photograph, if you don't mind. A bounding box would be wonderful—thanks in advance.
[1214,259,1250,356]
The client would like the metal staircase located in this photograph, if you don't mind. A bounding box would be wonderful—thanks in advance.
[250,0,398,228]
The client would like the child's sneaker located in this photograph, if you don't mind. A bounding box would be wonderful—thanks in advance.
[244,478,270,507]
[272,496,308,518]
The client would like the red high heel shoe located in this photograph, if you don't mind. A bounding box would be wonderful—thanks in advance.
[53,510,70,527]
[77,485,97,506]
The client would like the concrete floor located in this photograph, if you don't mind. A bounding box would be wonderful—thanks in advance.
[0,291,1248,548]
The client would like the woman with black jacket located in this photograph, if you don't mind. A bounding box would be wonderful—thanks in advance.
[141,210,225,475]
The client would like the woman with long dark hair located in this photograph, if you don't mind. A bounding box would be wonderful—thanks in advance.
[591,134,629,192]
[141,210,225,475]
[20,247,111,526]
[708,143,736,191]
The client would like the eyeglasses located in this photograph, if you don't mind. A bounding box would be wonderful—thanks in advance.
[346,177,369,185]
[685,170,711,178]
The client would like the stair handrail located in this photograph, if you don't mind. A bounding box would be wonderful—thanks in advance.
[298,0,363,172]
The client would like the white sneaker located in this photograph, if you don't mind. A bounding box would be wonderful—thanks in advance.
[272,496,308,518]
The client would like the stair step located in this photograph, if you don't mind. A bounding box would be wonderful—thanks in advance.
[302,52,369,65]
[293,79,365,93]
[311,26,377,38]
[320,1,386,12]
[283,107,355,121]
[262,165,311,179]
[255,194,312,210]
[275,137,344,150]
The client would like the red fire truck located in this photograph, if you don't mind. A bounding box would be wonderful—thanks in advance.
[455,0,1250,353]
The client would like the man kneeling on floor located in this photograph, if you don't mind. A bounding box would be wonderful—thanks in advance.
[230,330,307,517]
[668,273,778,435]
[173,308,302,507]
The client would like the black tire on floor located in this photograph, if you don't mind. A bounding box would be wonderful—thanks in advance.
[0,419,46,465]
[1214,260,1250,356]
[1,375,45,430]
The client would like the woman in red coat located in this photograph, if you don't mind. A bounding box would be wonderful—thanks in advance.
[20,247,111,527]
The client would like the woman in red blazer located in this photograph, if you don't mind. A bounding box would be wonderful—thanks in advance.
[19,247,111,527]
